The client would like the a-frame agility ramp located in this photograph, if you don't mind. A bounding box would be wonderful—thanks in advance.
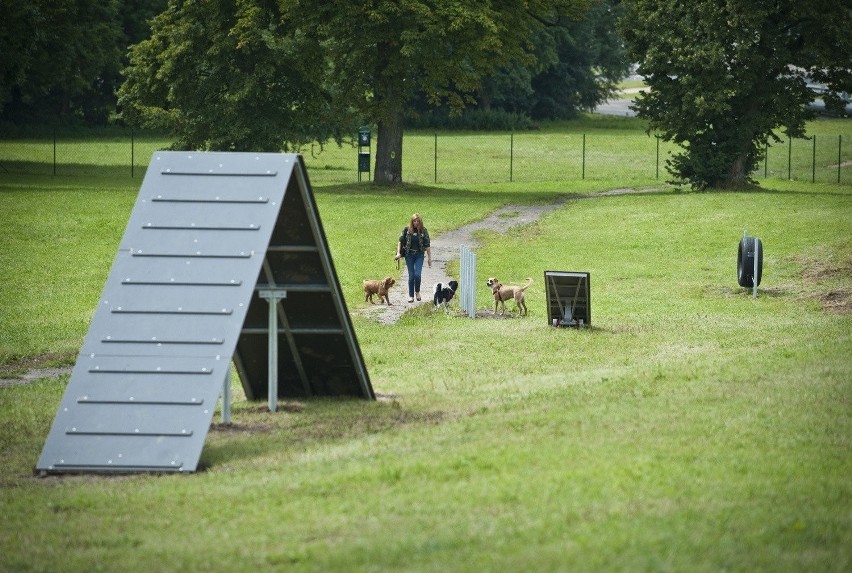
[37,151,373,475]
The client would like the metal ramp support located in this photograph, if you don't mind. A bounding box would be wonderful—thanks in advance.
[545,271,591,328]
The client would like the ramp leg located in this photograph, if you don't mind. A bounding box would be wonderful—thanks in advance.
[259,289,288,412]
[268,295,278,411]
[221,365,232,425]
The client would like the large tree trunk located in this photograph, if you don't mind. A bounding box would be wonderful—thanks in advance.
[723,153,749,188]
[374,108,404,184]
[373,39,404,185]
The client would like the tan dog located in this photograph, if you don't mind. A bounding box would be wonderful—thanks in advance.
[486,277,532,316]
[363,276,395,305]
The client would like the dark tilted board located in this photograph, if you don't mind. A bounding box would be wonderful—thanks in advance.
[544,271,591,328]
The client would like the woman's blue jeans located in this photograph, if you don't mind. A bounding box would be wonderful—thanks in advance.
[404,252,425,297]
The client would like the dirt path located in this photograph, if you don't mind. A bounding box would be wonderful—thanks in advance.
[356,188,653,324]
[356,197,580,324]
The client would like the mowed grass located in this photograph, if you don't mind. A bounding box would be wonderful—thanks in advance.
[2,116,848,185]
[0,139,850,572]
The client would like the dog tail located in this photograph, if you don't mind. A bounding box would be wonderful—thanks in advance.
[521,277,533,291]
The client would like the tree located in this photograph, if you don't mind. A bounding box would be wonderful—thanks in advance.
[621,0,852,189]
[482,0,628,121]
[0,0,124,124]
[308,0,590,183]
[118,0,592,178]
[118,0,345,151]
[0,0,167,125]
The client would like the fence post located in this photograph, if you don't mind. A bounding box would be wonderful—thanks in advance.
[788,136,792,180]
[510,132,513,183]
[764,142,768,178]
[839,135,843,184]
[582,133,586,180]
[655,135,660,179]
[434,132,437,184]
[812,135,816,183]
[131,129,135,178]
[53,129,56,176]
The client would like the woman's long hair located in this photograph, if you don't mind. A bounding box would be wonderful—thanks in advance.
[407,213,425,233]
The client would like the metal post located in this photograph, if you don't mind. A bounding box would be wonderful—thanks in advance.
[434,132,438,184]
[753,238,759,299]
[53,130,56,176]
[788,136,792,180]
[812,135,816,183]
[839,135,843,184]
[460,245,476,318]
[258,288,287,412]
[764,142,768,178]
[131,129,135,179]
[655,135,660,179]
[582,133,586,180]
[510,132,513,183]
[221,365,232,425]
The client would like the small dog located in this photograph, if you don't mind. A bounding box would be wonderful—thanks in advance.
[486,277,532,316]
[363,276,395,305]
[433,280,459,313]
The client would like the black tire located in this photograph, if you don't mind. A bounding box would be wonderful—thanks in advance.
[737,236,763,288]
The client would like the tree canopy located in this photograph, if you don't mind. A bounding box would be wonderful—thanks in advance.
[481,0,628,121]
[118,0,594,183]
[0,0,165,125]
[305,0,592,183]
[622,0,852,189]
[118,0,345,151]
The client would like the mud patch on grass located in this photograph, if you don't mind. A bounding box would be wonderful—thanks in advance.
[791,243,851,314]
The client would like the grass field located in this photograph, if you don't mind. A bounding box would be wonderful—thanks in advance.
[1,116,849,186]
[0,124,850,572]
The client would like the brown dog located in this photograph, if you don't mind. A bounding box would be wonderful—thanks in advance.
[486,277,532,316]
[363,276,395,305]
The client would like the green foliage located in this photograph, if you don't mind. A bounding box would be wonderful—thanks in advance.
[118,0,347,151]
[292,0,593,182]
[480,0,629,121]
[0,0,124,122]
[0,0,165,125]
[405,108,535,131]
[621,0,852,190]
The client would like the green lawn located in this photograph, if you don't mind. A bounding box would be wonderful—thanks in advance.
[0,134,850,572]
[1,116,849,186]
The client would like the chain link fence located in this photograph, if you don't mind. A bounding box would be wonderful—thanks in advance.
[1,129,849,186]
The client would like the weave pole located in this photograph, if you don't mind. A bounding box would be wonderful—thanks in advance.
[460,245,477,318]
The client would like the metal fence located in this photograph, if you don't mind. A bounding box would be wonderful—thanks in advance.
[0,129,849,186]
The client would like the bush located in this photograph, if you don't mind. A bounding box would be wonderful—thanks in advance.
[406,108,534,131]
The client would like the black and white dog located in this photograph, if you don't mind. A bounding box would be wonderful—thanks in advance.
[433,280,459,313]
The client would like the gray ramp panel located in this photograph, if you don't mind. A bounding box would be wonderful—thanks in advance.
[37,152,293,474]
[37,152,373,474]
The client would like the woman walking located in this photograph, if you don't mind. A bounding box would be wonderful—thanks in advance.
[395,213,432,302]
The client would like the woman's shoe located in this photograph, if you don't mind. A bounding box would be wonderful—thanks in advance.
[408,297,414,303]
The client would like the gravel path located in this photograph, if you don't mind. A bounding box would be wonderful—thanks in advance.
[356,199,572,324]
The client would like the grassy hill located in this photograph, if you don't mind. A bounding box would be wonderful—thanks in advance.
[0,132,849,572]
